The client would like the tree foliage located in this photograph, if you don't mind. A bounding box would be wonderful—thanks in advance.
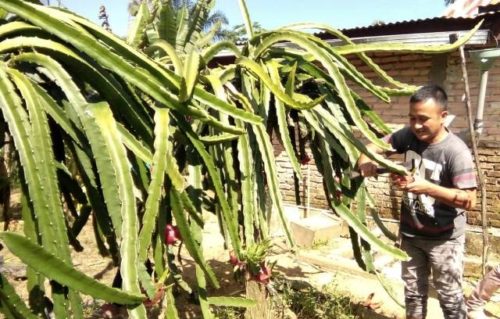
[219,21,265,43]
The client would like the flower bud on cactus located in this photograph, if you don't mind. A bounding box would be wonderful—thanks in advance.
[229,251,239,266]
[229,251,247,271]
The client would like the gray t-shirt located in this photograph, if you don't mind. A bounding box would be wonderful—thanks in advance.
[389,127,477,239]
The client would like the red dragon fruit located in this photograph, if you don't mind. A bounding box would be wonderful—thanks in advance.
[164,224,181,245]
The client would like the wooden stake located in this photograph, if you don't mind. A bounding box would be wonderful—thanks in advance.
[458,45,489,275]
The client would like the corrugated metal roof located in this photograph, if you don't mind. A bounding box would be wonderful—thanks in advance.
[316,4,499,41]
[211,4,499,65]
[339,16,480,34]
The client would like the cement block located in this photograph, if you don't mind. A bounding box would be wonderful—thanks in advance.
[290,213,343,248]
[269,205,303,237]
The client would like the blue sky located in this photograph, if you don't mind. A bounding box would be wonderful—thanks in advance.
[61,0,447,37]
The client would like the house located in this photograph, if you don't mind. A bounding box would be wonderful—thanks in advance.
[443,0,498,18]
[274,3,500,227]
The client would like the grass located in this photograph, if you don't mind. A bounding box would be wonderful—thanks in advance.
[212,274,359,319]
[311,238,330,249]
[212,306,245,319]
[273,275,359,319]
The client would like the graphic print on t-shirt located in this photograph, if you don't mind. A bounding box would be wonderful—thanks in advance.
[401,150,443,220]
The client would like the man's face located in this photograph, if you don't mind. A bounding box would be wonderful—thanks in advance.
[409,98,447,144]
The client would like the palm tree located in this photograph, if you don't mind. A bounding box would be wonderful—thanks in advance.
[128,0,153,16]
[128,0,228,34]
[126,0,230,52]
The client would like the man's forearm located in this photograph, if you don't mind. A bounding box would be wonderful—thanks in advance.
[357,143,383,163]
[424,183,477,210]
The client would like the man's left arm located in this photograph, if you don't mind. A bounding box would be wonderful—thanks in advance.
[405,178,477,210]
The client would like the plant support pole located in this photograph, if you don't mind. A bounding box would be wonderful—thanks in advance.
[458,45,488,275]
[307,159,311,218]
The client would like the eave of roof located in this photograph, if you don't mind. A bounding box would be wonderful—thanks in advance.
[325,29,490,46]
[316,4,499,45]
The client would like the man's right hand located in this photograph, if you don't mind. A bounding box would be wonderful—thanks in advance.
[390,173,414,189]
[356,142,387,178]
[357,161,379,177]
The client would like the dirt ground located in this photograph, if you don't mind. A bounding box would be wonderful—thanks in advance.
[0,210,398,319]
[0,198,378,319]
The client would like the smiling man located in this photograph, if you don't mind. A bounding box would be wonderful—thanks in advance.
[357,85,477,319]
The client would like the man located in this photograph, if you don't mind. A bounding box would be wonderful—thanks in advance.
[357,85,477,319]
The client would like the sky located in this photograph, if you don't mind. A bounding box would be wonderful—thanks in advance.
[59,0,448,37]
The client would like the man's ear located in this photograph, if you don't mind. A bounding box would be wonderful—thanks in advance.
[441,110,449,121]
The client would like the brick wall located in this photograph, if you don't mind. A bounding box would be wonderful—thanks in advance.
[276,50,500,226]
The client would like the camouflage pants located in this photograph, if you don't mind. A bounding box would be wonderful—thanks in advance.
[401,235,466,319]
[466,264,500,311]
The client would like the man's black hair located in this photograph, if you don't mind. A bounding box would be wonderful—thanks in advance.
[410,84,448,111]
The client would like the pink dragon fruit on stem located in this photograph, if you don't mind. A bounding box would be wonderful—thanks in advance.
[164,224,181,245]
[253,264,271,284]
